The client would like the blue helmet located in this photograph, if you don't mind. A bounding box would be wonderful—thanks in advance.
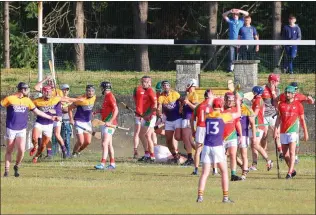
[252,86,264,95]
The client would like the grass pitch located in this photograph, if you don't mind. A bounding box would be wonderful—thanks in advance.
[1,152,315,214]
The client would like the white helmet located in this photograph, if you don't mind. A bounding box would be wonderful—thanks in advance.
[186,79,198,89]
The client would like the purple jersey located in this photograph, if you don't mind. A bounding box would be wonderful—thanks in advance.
[74,95,96,122]
[238,104,254,137]
[1,95,36,130]
[204,111,233,147]
[33,97,61,125]
[182,91,199,120]
[158,90,182,121]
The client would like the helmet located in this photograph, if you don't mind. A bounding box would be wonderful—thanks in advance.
[155,81,162,92]
[100,81,112,90]
[161,80,170,86]
[268,74,280,82]
[224,92,235,101]
[252,86,264,95]
[86,85,95,90]
[60,84,70,90]
[186,79,198,89]
[284,85,296,93]
[42,86,52,93]
[290,82,298,91]
[17,82,29,91]
[204,89,212,99]
[213,98,224,109]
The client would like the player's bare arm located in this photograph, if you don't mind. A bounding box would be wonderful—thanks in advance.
[299,114,309,141]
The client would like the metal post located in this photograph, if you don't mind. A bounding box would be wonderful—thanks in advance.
[38,1,43,82]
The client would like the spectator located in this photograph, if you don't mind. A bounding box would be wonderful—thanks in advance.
[222,8,249,73]
[282,15,301,74]
[238,16,259,60]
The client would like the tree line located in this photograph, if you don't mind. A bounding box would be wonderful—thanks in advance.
[1,1,315,72]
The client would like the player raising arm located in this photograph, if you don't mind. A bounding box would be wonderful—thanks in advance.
[197,93,241,204]
[274,86,308,179]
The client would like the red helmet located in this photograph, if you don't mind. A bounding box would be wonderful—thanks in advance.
[213,98,224,109]
[42,86,52,93]
[268,74,280,82]
[224,92,235,101]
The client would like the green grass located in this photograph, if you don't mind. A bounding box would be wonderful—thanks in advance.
[1,68,315,97]
[1,151,315,214]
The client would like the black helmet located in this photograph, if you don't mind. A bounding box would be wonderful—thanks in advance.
[100,81,112,90]
[86,85,95,90]
[161,80,170,86]
[17,82,29,91]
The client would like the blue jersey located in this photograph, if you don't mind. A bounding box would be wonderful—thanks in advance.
[238,26,258,40]
[282,25,301,40]
[227,17,244,40]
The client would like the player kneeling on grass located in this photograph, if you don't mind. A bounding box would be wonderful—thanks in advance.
[69,85,96,157]
[1,82,59,177]
[197,96,241,204]
[190,89,213,175]
[249,86,273,171]
[274,86,308,179]
[93,82,118,170]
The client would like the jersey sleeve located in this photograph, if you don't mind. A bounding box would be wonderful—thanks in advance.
[297,102,304,115]
[0,97,10,107]
[27,98,36,110]
[222,113,233,123]
[109,94,117,108]
[253,27,258,36]
[174,91,181,100]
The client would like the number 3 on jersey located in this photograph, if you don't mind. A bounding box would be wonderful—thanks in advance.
[206,121,219,134]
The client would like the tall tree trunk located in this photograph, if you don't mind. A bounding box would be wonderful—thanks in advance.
[75,1,85,71]
[272,1,282,68]
[132,1,150,72]
[207,1,218,71]
[4,1,10,69]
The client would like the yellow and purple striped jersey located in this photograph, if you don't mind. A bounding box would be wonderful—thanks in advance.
[183,91,199,119]
[1,95,36,130]
[33,97,62,125]
[73,95,96,122]
[158,90,181,121]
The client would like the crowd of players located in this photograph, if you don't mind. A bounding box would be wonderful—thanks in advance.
[1,73,313,203]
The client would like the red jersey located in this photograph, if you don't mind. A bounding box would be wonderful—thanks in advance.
[279,93,313,104]
[278,101,304,133]
[101,92,117,125]
[222,107,239,141]
[192,100,211,127]
[252,95,265,130]
[133,86,144,117]
[143,87,157,117]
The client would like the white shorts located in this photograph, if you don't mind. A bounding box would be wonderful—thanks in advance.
[101,125,116,136]
[181,119,191,128]
[53,121,62,128]
[223,139,238,149]
[280,133,298,145]
[154,145,172,163]
[249,129,264,139]
[141,116,157,128]
[239,136,250,148]
[5,128,26,140]
[34,122,54,138]
[195,126,206,144]
[264,115,277,128]
[75,121,92,134]
[135,116,142,125]
[201,145,226,164]
[165,119,182,131]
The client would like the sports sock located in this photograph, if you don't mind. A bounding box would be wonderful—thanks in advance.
[223,191,229,200]
[198,190,204,197]
[213,168,218,174]
[47,149,52,156]
[5,166,9,173]
[231,170,236,176]
[295,155,298,160]
[188,153,192,160]
[144,151,150,157]
[110,158,115,167]
[100,158,106,164]
[194,167,198,173]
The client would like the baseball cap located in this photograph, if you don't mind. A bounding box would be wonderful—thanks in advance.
[61,84,70,90]
[268,74,280,82]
